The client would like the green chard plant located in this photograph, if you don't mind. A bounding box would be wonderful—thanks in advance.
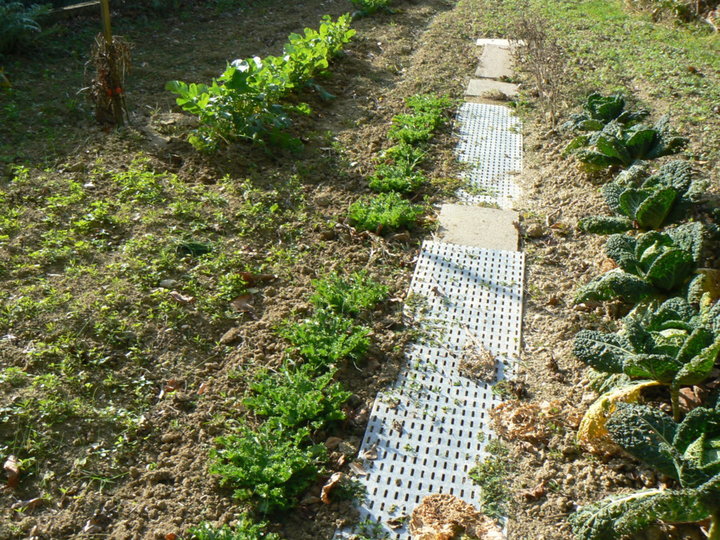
[567,116,688,172]
[571,402,720,540]
[579,161,707,234]
[167,15,355,150]
[575,222,705,304]
[573,295,720,420]
[562,92,649,133]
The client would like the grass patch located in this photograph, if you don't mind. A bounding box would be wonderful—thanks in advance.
[468,440,512,520]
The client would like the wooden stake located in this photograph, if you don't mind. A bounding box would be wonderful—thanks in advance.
[99,0,124,126]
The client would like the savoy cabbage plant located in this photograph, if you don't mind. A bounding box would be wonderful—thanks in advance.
[571,402,720,540]
[575,222,705,304]
[574,295,720,420]
[566,116,688,172]
[579,161,707,234]
[562,92,649,133]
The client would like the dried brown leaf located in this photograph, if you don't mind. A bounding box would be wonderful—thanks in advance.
[4,455,20,489]
[168,290,194,304]
[230,294,255,314]
[320,472,344,504]
[238,272,275,285]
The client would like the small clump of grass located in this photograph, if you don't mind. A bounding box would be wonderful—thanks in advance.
[468,439,511,520]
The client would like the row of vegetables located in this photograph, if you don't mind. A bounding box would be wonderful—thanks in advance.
[347,93,453,233]
[555,94,720,539]
[167,15,356,152]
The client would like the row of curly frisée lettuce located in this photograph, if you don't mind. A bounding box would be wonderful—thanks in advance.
[561,93,720,540]
[188,272,388,537]
[166,15,355,152]
[347,94,454,234]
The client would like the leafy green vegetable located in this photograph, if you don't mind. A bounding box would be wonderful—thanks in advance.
[348,192,424,233]
[579,161,706,234]
[244,364,350,432]
[573,295,720,419]
[570,487,711,540]
[572,404,720,540]
[368,162,426,193]
[189,517,281,539]
[310,270,388,314]
[575,222,705,303]
[568,116,688,172]
[562,92,649,132]
[349,0,391,16]
[167,15,355,150]
[210,423,325,513]
[280,309,370,370]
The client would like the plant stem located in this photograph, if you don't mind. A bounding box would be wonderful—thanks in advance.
[709,512,720,540]
[671,385,681,422]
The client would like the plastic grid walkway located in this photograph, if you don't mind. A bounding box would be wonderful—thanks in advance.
[455,102,523,209]
[336,242,524,538]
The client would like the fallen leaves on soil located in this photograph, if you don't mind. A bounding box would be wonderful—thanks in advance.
[409,493,504,540]
[3,455,20,490]
[320,472,345,504]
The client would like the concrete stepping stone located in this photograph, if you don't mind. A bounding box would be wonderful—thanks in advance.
[436,204,519,251]
[465,78,519,100]
[476,38,512,47]
[475,44,515,80]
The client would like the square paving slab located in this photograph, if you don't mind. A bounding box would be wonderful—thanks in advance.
[436,204,519,251]
[475,44,515,79]
[465,78,519,100]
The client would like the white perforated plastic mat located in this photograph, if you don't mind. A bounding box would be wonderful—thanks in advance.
[336,241,524,539]
[456,102,522,209]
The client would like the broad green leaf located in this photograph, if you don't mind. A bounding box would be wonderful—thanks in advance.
[605,234,640,274]
[676,327,713,365]
[674,338,720,387]
[573,330,633,373]
[624,354,680,382]
[570,489,668,540]
[579,216,634,234]
[601,182,627,214]
[618,188,651,220]
[645,249,695,291]
[575,269,654,304]
[634,188,677,229]
[607,403,678,478]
